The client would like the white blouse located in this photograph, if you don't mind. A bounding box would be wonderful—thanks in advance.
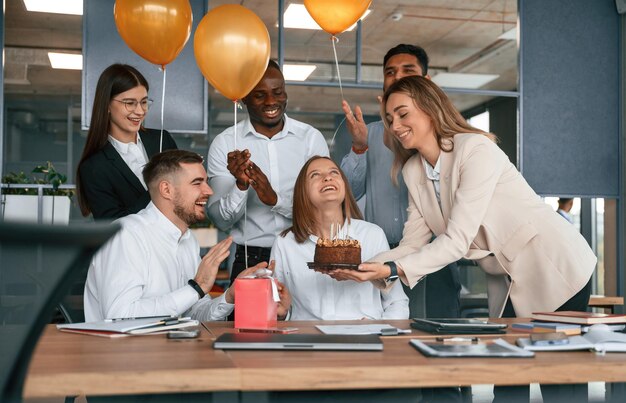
[270,219,409,320]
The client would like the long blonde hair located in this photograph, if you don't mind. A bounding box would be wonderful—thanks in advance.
[381,76,497,184]
[282,156,363,243]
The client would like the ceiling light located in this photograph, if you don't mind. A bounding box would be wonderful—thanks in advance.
[498,28,517,41]
[283,4,370,31]
[48,52,83,70]
[23,0,83,15]
[283,64,317,81]
[432,73,499,89]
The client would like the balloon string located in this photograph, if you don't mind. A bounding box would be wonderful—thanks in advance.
[233,99,248,269]
[233,100,238,150]
[159,66,167,153]
[244,202,248,270]
[331,35,345,100]
[329,116,347,153]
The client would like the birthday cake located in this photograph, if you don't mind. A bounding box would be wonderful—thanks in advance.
[313,238,362,266]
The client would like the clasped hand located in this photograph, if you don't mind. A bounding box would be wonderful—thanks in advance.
[227,149,277,206]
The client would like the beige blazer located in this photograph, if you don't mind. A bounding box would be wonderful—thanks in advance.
[372,133,596,317]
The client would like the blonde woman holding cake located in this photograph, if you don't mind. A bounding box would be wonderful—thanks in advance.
[270,156,408,320]
[336,75,596,322]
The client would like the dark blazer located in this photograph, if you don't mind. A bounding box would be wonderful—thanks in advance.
[78,128,177,220]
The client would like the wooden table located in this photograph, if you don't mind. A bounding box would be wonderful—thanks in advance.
[23,319,626,399]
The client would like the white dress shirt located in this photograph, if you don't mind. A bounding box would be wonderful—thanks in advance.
[84,202,233,321]
[206,115,329,248]
[422,154,442,208]
[557,208,575,224]
[108,133,149,190]
[270,219,409,320]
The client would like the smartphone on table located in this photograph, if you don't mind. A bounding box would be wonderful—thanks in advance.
[167,329,200,339]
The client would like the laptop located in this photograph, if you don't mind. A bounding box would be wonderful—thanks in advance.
[213,332,383,351]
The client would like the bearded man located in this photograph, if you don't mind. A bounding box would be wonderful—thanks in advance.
[84,149,290,322]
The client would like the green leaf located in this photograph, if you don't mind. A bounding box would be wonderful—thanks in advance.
[4,161,74,197]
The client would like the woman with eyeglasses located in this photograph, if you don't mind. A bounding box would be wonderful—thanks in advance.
[77,64,177,220]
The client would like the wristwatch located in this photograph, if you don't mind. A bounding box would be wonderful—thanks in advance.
[384,261,399,282]
[188,279,206,299]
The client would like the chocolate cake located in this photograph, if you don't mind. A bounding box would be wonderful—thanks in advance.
[314,238,361,266]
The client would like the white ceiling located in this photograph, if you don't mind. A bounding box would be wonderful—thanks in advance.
[4,0,518,132]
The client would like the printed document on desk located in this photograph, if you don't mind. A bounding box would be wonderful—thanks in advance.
[57,316,199,337]
[316,324,411,335]
[517,324,626,352]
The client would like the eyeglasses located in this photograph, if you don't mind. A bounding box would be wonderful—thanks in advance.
[112,98,154,112]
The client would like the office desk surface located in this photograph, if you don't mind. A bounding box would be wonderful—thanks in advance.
[24,319,626,398]
[24,325,239,397]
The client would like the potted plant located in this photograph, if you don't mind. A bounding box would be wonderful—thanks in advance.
[1,162,74,225]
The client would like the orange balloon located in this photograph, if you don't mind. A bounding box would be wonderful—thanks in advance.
[193,5,270,101]
[114,0,192,68]
[304,0,371,35]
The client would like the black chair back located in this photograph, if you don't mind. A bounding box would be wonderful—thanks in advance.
[0,222,119,402]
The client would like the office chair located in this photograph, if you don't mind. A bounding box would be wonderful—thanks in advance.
[0,221,119,402]
[57,263,90,324]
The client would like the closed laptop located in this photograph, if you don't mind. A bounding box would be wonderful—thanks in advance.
[213,332,383,351]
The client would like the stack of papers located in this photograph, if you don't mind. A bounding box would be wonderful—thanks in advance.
[316,324,411,336]
[57,316,199,338]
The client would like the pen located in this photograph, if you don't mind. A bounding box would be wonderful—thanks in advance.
[238,327,299,334]
[105,315,175,322]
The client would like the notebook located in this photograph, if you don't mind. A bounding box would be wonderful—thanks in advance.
[213,332,383,351]
[57,316,199,337]
[531,311,626,325]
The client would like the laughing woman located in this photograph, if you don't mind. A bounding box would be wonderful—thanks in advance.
[270,156,409,320]
[337,75,596,321]
[77,64,177,220]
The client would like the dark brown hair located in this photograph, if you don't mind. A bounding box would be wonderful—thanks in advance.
[142,150,204,193]
[383,43,429,76]
[281,156,363,243]
[381,75,497,184]
[76,64,149,216]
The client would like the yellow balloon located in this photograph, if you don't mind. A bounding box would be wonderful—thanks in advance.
[114,0,192,68]
[304,0,371,36]
[194,5,271,101]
